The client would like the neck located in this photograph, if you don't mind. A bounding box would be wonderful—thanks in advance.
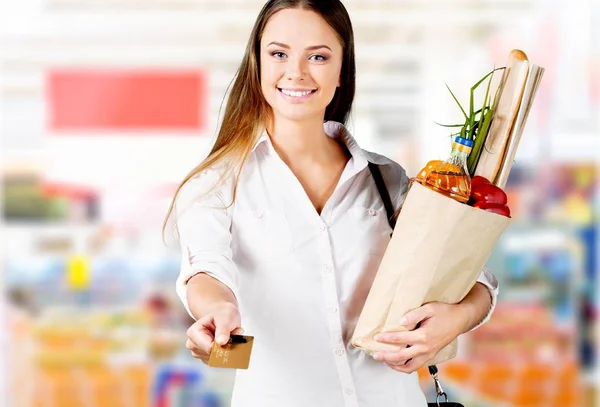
[266,116,337,165]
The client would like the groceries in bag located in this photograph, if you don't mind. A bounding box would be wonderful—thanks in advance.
[414,139,512,218]
[351,49,544,365]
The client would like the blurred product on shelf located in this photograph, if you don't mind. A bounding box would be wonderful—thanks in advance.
[2,165,100,223]
[152,365,226,407]
[6,303,227,407]
[153,366,202,407]
[469,303,577,363]
[418,359,582,407]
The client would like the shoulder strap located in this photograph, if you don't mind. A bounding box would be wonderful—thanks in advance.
[368,162,396,230]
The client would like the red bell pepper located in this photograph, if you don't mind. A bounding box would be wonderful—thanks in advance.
[472,201,511,217]
[469,176,511,218]
[470,182,507,205]
[471,175,491,188]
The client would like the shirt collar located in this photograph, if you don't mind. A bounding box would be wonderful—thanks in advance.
[251,121,389,169]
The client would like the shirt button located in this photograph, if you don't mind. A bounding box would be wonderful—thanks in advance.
[255,212,264,218]
[368,209,376,216]
[327,306,338,314]
[344,388,354,396]
[319,224,327,232]
[335,348,345,356]
[324,265,332,274]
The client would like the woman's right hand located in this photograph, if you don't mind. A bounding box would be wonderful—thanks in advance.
[185,301,243,364]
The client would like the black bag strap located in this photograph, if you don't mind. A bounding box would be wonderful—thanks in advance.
[367,162,396,230]
[369,162,449,406]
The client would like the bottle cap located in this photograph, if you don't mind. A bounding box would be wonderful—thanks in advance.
[452,137,472,154]
[454,137,474,147]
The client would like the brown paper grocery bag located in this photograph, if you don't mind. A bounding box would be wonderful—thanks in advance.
[351,182,510,365]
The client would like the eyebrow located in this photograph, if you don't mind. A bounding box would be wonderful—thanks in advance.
[267,41,332,51]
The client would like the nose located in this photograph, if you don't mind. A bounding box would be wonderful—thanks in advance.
[285,55,306,81]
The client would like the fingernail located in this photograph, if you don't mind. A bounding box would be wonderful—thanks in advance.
[374,334,382,341]
[373,353,381,361]
[217,335,228,344]
[399,317,408,326]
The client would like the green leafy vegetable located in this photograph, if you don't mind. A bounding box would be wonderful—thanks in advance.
[436,67,505,177]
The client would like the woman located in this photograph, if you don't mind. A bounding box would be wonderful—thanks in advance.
[165,1,498,406]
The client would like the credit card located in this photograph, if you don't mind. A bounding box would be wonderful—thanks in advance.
[208,334,254,369]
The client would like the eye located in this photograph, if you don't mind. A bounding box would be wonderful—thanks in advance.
[271,51,287,59]
[309,54,327,62]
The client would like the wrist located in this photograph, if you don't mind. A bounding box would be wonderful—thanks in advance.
[186,273,239,319]
[456,283,493,333]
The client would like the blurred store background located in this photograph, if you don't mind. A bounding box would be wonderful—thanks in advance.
[0,0,598,406]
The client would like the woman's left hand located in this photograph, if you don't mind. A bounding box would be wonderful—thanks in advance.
[372,302,468,374]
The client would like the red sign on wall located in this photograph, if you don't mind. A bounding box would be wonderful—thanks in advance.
[47,69,207,132]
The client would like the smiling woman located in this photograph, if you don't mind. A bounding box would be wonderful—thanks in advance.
[165,1,498,407]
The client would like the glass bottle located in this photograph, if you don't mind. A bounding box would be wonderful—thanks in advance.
[413,160,443,185]
[424,137,473,203]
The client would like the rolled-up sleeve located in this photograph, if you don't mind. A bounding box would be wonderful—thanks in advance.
[174,170,240,319]
[470,267,499,331]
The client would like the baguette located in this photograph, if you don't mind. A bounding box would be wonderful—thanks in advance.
[495,65,545,188]
[474,49,529,184]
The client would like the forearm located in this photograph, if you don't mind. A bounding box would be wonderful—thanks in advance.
[456,282,493,334]
[186,273,238,320]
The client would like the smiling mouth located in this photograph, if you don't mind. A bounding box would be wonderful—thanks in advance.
[277,88,317,98]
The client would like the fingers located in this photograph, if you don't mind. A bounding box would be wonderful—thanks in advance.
[186,304,242,361]
[373,303,436,346]
[372,303,456,374]
[232,327,245,335]
[375,329,428,346]
[387,355,428,374]
[373,323,435,374]
[373,344,424,366]
[400,303,435,328]
[190,349,207,360]
[187,318,215,354]
[186,338,210,363]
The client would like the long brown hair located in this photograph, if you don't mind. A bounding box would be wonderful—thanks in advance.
[163,0,356,239]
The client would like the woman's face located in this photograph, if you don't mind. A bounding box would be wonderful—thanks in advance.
[260,8,343,123]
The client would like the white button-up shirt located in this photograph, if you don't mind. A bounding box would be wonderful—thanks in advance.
[175,121,498,407]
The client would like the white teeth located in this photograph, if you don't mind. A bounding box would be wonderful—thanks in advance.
[280,89,314,97]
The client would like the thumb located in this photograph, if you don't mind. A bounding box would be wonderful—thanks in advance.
[400,304,434,328]
[213,313,241,346]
